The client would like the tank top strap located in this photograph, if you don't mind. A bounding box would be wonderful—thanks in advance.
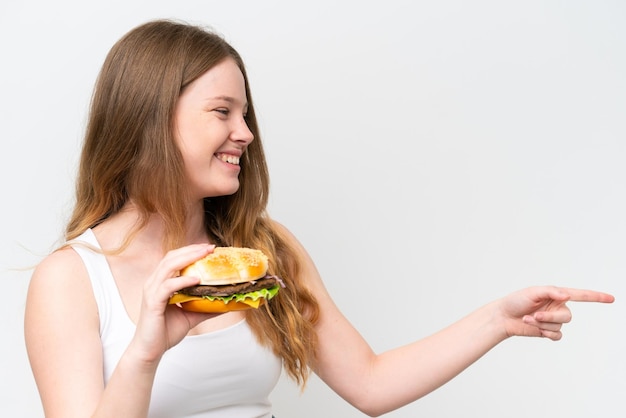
[69,229,135,336]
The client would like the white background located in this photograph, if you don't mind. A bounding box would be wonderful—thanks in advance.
[1,1,624,417]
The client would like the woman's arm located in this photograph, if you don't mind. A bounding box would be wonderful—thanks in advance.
[279,226,614,417]
[25,248,108,417]
[24,244,216,418]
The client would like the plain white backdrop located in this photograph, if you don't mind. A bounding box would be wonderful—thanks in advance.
[1,1,624,417]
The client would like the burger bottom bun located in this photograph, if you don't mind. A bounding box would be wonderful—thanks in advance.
[175,298,266,313]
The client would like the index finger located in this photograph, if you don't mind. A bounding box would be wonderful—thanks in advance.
[160,243,215,277]
[560,287,615,303]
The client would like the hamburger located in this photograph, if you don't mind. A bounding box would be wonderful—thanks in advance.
[168,247,281,313]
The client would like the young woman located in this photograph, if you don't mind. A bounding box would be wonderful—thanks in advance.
[24,19,614,418]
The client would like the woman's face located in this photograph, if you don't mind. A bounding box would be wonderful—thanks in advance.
[174,58,254,201]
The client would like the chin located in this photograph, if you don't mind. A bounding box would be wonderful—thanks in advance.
[203,184,241,199]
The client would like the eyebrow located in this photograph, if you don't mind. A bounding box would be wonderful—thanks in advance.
[206,95,248,108]
[207,95,235,103]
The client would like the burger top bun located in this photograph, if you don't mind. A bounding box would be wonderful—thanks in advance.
[180,247,269,286]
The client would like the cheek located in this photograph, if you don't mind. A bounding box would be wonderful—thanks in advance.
[174,136,202,177]
[174,112,207,153]
[181,150,210,174]
[176,125,208,160]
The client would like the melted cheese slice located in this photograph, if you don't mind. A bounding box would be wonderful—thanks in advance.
[168,293,262,308]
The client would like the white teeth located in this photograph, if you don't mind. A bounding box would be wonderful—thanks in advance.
[217,154,240,165]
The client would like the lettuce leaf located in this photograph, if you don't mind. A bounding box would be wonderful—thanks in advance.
[199,285,280,304]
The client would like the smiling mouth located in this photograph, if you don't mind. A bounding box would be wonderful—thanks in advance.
[215,153,240,165]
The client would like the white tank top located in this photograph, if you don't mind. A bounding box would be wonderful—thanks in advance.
[71,229,282,418]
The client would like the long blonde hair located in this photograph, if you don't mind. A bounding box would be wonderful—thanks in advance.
[66,19,319,386]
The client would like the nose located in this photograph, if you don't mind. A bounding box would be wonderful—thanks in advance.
[231,116,254,145]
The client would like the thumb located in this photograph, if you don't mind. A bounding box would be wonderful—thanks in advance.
[527,286,570,304]
[541,286,571,302]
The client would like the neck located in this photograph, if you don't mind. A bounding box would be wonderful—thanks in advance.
[94,199,211,254]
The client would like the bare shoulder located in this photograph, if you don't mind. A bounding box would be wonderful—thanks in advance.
[269,219,308,255]
[268,218,293,239]
[268,219,333,299]
[25,246,99,336]
[28,246,93,297]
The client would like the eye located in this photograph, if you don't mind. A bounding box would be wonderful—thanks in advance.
[215,108,230,116]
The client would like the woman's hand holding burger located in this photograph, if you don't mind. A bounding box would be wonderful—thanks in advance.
[129,243,218,364]
[128,243,281,365]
